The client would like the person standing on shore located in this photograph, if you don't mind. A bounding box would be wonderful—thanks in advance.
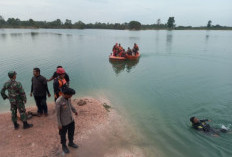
[47,66,70,86]
[56,87,78,154]
[30,68,51,116]
[53,68,68,101]
[1,71,33,130]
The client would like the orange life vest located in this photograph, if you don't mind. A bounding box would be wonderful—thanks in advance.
[119,46,123,52]
[55,78,67,98]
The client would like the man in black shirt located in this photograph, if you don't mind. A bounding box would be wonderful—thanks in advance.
[30,68,51,116]
[190,117,228,136]
[190,117,211,132]
[47,66,70,85]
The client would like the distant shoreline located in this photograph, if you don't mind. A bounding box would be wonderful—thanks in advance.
[1,27,232,31]
[1,16,231,31]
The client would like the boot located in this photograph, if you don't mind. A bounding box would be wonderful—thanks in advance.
[14,122,19,130]
[23,121,33,129]
[68,142,78,148]
[62,144,70,154]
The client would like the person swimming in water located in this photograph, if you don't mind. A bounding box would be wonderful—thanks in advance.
[190,117,228,136]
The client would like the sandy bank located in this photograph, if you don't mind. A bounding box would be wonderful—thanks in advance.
[0,97,146,157]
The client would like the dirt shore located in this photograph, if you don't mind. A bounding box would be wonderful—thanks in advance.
[0,97,145,157]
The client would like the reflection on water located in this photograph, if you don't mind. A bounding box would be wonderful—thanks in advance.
[66,34,72,37]
[10,33,23,38]
[204,31,210,52]
[205,30,210,42]
[30,32,39,40]
[166,30,173,53]
[31,32,39,36]
[0,31,65,41]
[155,31,160,53]
[109,59,139,76]
[0,33,7,39]
[129,36,140,40]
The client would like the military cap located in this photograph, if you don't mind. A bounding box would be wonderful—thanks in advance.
[8,71,17,78]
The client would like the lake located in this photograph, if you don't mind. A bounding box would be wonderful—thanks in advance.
[0,29,232,157]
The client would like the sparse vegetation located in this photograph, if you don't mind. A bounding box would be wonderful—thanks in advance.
[0,16,231,30]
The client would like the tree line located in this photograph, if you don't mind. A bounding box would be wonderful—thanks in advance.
[0,16,231,30]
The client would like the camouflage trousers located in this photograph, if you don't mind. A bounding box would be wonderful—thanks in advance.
[10,102,27,123]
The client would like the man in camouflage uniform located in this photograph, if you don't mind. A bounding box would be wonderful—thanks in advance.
[1,71,33,130]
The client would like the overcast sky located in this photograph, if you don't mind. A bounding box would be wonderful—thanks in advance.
[0,0,231,26]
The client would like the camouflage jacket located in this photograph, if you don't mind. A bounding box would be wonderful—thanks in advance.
[1,80,27,103]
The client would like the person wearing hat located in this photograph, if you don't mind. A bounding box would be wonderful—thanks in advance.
[53,68,68,101]
[47,66,70,85]
[1,71,33,129]
[56,87,78,154]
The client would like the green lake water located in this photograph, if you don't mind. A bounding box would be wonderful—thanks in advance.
[0,29,232,157]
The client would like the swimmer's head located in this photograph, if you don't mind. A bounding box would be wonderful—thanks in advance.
[190,117,199,124]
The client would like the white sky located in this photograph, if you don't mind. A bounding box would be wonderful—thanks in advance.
[0,0,231,26]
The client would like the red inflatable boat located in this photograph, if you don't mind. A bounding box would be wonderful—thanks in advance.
[126,52,140,60]
[109,52,140,61]
[109,54,127,60]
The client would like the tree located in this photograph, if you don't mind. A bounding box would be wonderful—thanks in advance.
[0,15,5,27]
[213,24,222,28]
[48,19,62,28]
[28,19,35,26]
[7,18,21,27]
[114,23,121,29]
[167,17,175,29]
[128,21,141,30]
[74,21,85,29]
[157,19,161,25]
[0,15,4,21]
[207,20,212,28]
[64,19,72,28]
[54,19,62,27]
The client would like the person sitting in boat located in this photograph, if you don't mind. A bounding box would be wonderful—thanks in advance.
[132,43,139,55]
[190,116,228,136]
[118,50,123,57]
[121,49,126,57]
[117,44,124,57]
[126,47,132,56]
[112,43,119,56]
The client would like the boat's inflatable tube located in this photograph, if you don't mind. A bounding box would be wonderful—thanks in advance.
[126,52,140,60]
[109,54,127,60]
[109,52,140,61]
